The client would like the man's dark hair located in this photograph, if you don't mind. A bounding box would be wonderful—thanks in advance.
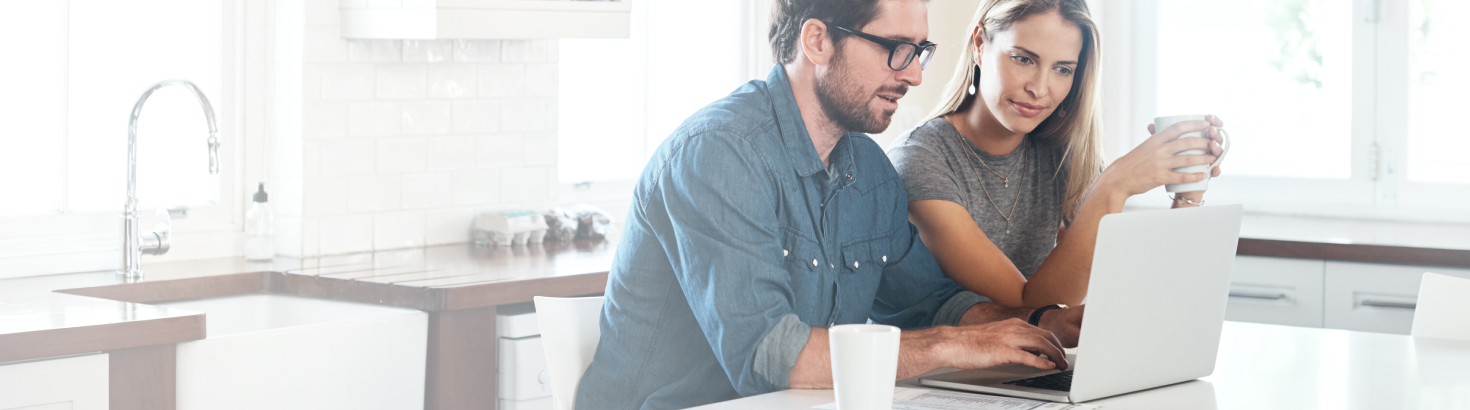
[768,0,885,65]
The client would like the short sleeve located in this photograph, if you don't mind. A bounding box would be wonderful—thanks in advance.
[887,141,965,206]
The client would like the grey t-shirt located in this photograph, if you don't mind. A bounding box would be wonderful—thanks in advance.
[886,117,1069,278]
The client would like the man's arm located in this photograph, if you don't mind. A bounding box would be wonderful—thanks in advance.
[652,133,812,396]
[786,317,1068,388]
[960,302,1085,347]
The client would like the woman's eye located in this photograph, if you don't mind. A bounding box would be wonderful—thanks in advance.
[1056,66,1074,76]
[1011,55,1033,65]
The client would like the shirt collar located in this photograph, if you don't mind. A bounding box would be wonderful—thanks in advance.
[765,65,831,177]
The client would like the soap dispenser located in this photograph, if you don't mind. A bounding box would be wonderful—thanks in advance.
[245,183,274,261]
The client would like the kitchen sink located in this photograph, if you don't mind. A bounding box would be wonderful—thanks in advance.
[156,294,427,410]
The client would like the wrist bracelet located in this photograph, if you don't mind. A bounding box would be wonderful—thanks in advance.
[1168,193,1205,206]
[1028,304,1067,326]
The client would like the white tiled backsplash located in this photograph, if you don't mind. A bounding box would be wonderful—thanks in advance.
[273,0,558,257]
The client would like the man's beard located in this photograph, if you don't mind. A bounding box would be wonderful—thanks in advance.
[814,51,905,134]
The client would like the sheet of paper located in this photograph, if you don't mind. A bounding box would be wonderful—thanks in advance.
[814,387,1102,410]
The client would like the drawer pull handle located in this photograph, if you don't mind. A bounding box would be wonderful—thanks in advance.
[1228,291,1287,300]
[1359,299,1416,310]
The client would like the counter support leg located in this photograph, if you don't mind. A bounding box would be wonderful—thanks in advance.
[427,305,498,410]
[110,344,176,410]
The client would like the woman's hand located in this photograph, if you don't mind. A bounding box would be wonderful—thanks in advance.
[1097,115,1227,202]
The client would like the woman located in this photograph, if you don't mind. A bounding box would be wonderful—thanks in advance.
[887,0,1226,309]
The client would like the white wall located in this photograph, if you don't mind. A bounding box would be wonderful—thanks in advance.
[271,0,559,258]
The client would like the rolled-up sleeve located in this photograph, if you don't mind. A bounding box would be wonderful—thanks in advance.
[647,131,806,395]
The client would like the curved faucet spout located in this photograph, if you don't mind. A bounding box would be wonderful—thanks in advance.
[121,79,221,281]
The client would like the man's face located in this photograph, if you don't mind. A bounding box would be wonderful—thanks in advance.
[815,0,928,134]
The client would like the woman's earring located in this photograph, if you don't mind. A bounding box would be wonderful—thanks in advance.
[1059,109,1068,118]
[968,64,980,95]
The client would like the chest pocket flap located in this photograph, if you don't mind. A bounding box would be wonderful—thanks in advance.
[840,236,890,274]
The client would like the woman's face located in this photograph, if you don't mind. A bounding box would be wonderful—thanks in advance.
[974,10,1083,135]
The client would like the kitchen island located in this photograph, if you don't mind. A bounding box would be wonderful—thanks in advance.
[0,240,616,410]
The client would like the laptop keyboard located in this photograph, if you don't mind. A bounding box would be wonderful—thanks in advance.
[1002,370,1073,391]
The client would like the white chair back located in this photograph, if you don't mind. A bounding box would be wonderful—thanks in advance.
[533,296,605,410]
[1411,272,1470,341]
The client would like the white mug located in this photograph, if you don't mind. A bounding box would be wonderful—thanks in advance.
[1155,114,1230,193]
[829,324,900,410]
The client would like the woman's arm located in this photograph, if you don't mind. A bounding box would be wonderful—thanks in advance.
[908,177,1129,308]
[914,117,1227,308]
[907,199,1030,307]
[1024,117,1228,302]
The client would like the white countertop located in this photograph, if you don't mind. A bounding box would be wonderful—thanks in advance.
[690,321,1470,409]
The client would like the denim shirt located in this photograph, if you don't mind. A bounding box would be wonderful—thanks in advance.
[575,66,985,410]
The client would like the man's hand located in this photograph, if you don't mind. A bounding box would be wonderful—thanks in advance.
[1037,305,1084,348]
[935,318,1070,371]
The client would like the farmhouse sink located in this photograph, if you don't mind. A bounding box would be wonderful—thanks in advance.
[155,294,427,410]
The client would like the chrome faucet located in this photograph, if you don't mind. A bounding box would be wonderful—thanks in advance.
[120,79,221,281]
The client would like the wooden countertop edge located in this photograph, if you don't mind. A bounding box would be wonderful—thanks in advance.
[442,271,610,310]
[0,313,205,364]
[1238,238,1470,269]
[55,272,269,304]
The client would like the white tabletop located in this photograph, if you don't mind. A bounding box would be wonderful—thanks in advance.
[690,321,1470,409]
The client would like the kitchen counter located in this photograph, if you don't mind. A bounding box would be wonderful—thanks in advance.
[0,240,617,410]
[1236,214,1470,268]
[3,212,1468,409]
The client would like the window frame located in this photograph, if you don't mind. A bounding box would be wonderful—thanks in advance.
[556,0,774,214]
[0,0,261,279]
[1102,0,1470,223]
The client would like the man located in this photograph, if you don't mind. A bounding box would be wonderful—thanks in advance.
[576,1,1085,408]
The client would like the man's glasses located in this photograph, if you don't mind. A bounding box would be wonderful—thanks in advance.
[830,24,937,71]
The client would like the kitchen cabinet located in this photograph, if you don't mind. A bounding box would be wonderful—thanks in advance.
[0,354,107,410]
[341,0,631,40]
[1226,256,1470,335]
[1225,256,1325,328]
[1323,261,1470,335]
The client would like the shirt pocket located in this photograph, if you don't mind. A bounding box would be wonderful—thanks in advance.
[839,236,890,276]
[834,236,890,324]
[781,228,819,273]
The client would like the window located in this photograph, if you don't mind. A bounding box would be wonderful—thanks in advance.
[0,0,243,278]
[1104,0,1470,220]
[558,0,770,184]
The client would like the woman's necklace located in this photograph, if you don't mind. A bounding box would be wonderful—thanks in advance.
[955,130,1028,235]
[962,131,1025,188]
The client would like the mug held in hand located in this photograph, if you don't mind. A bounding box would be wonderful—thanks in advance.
[1154,114,1230,193]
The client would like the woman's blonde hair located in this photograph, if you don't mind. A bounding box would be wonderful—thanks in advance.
[926,0,1104,219]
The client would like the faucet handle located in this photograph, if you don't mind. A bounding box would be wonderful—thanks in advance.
[140,208,172,256]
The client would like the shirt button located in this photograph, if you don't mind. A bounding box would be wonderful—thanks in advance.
[844,173,853,181]
[829,263,835,269]
[853,261,860,268]
[812,259,819,267]
[783,249,789,257]
[882,255,887,263]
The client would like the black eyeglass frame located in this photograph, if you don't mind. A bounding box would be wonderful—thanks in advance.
[829,24,938,71]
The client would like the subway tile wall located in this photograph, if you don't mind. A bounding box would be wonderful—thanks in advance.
[279,0,558,257]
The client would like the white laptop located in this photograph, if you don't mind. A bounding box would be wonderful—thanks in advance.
[919,204,1244,403]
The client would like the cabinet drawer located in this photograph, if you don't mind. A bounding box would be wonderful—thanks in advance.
[1225,256,1325,328]
[0,354,107,410]
[499,336,552,401]
[1324,262,1470,334]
